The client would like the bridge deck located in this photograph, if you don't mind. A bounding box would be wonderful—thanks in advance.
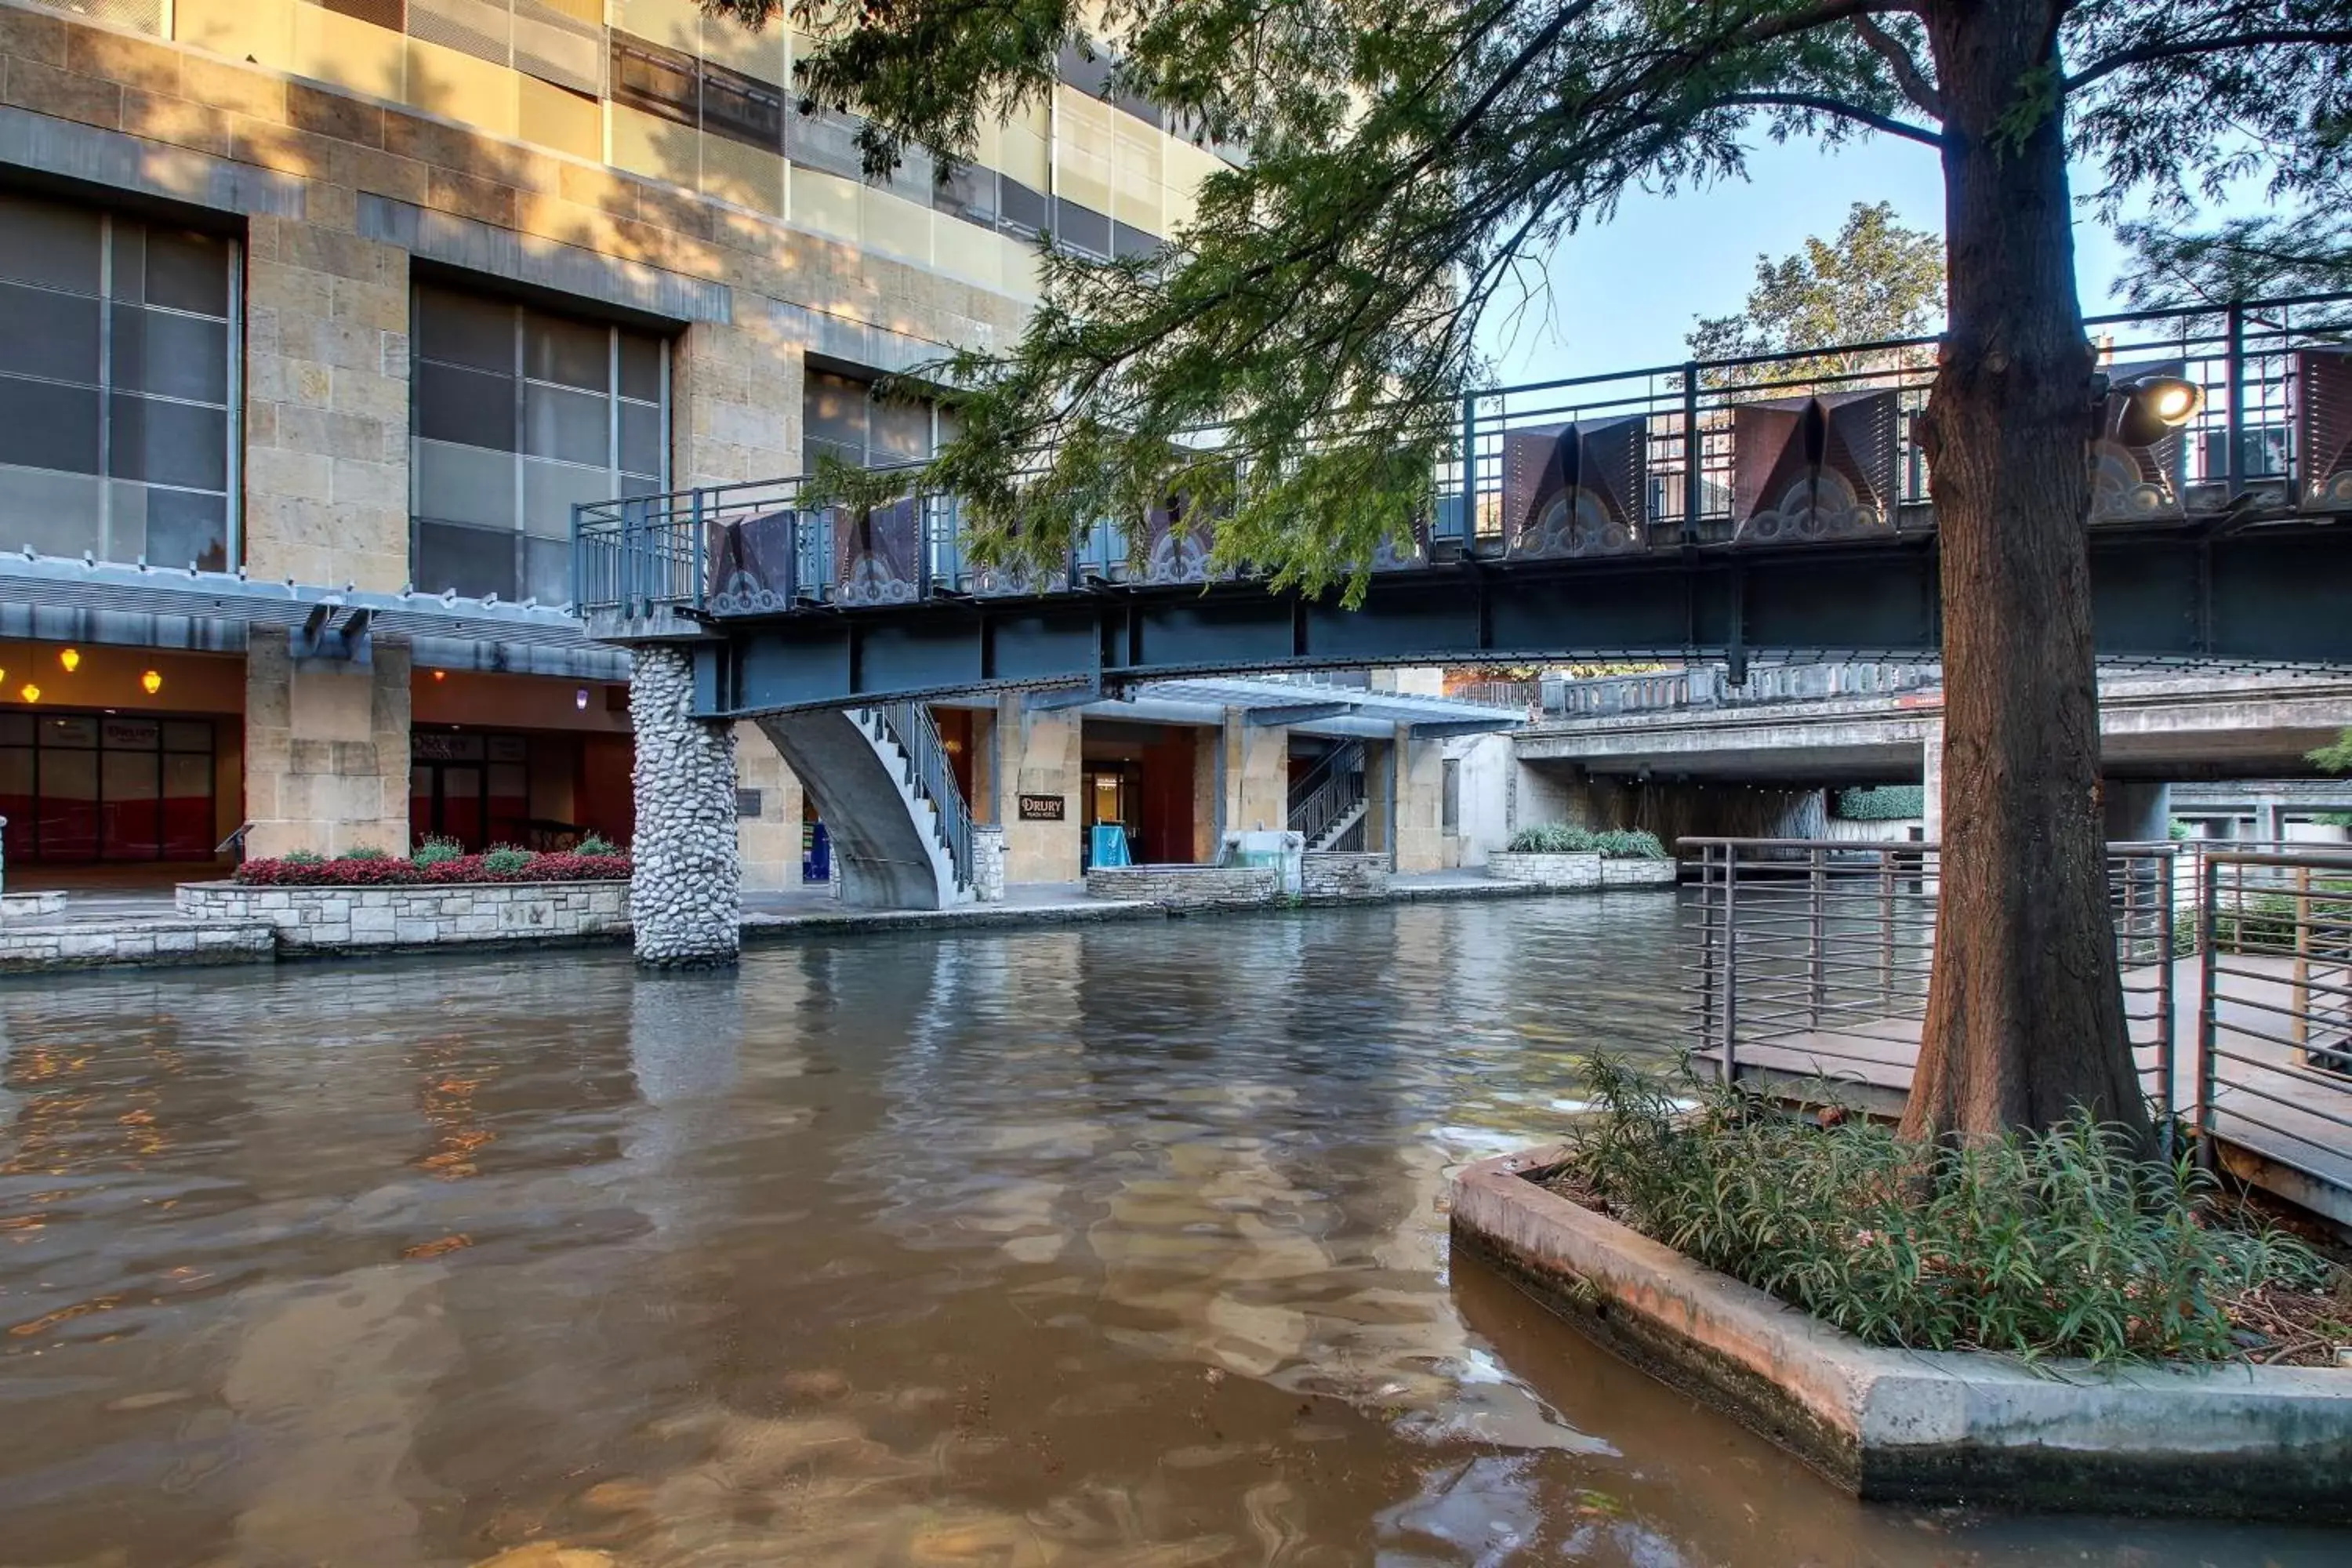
[1700,954,2352,1223]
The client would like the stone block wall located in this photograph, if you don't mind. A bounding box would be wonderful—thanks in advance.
[176,878,627,949]
[1219,709,1289,836]
[1083,865,1280,907]
[1001,698,1081,884]
[629,644,740,964]
[1393,724,1447,873]
[1601,857,1679,887]
[241,624,411,858]
[1484,851,1603,890]
[735,722,806,891]
[0,916,275,972]
[1301,851,1389,899]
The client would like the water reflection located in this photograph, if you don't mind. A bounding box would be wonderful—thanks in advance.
[0,896,2340,1566]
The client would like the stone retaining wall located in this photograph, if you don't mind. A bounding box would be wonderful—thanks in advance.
[2,920,275,973]
[177,880,630,951]
[1301,851,1391,899]
[1084,865,1283,908]
[1486,851,1679,889]
[1602,858,1679,887]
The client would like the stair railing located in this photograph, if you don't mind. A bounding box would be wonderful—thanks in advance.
[1290,741,1367,848]
[868,704,975,891]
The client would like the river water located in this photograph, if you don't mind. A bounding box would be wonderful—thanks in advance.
[0,895,2337,1566]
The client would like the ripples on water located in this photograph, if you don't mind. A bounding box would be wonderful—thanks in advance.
[0,895,2338,1566]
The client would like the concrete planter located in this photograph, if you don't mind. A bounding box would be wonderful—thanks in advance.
[1452,1146,2352,1522]
[1599,856,1679,887]
[178,879,631,952]
[1083,865,1282,908]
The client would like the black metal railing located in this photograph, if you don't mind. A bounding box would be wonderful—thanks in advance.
[2194,851,2352,1192]
[1289,740,1367,848]
[864,702,975,891]
[576,289,2352,620]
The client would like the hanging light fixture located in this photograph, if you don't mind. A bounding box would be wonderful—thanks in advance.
[575,688,589,710]
[433,670,447,682]
[142,669,163,695]
[59,648,80,673]
[19,684,38,704]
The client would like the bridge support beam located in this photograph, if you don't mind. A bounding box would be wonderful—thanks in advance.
[629,644,742,967]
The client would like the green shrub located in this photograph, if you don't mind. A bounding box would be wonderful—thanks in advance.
[1834,785,1926,822]
[575,832,619,856]
[1508,823,1595,853]
[1561,1053,2329,1366]
[340,844,394,862]
[1590,828,1668,860]
[281,848,325,866]
[412,836,465,869]
[481,844,536,876]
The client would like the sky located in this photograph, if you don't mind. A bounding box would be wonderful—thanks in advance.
[1473,133,2161,387]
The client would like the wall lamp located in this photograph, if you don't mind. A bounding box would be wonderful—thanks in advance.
[2104,373,2205,447]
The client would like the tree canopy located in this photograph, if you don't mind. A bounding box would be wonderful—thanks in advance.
[1686,199,1944,387]
[713,1,2350,594]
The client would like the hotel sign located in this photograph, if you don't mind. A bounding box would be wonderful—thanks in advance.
[1017,793,1066,822]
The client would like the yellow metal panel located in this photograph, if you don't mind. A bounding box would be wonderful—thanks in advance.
[402,38,519,140]
[997,233,1044,302]
[858,182,931,265]
[609,100,699,190]
[536,0,601,23]
[517,74,602,161]
[699,131,785,216]
[789,165,860,241]
[612,0,699,53]
[1052,85,1112,214]
[175,0,296,74]
[1163,136,1223,233]
[289,7,405,102]
[1112,113,1163,236]
[701,15,786,85]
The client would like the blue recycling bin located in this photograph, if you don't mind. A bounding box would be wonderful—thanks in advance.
[1090,822,1132,868]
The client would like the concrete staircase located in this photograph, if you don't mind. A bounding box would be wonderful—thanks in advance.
[755,707,974,909]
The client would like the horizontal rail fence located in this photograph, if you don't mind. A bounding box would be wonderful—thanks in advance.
[2195,851,2352,1193]
[576,291,2352,619]
[1682,839,2180,1120]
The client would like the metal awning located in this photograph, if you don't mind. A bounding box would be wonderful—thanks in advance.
[1006,674,1528,739]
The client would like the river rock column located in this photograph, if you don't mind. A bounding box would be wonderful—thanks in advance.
[971,824,1007,903]
[628,645,742,966]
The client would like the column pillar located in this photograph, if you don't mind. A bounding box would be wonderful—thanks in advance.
[1392,724,1446,873]
[2100,780,2172,844]
[2255,798,2285,846]
[241,625,410,859]
[628,645,740,966]
[1920,720,1944,844]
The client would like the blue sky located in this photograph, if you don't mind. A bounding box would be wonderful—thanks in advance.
[1474,134,2159,387]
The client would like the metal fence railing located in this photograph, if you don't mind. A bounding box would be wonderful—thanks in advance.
[2195,851,2352,1193]
[575,289,2352,620]
[863,702,975,893]
[1681,837,2352,1209]
[1682,838,2182,1120]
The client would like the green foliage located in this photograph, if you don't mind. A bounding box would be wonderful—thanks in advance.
[2311,730,2352,775]
[2167,817,2192,840]
[412,836,465,868]
[340,844,394,862]
[1566,1054,2330,1365]
[695,3,2350,601]
[281,848,325,866]
[575,832,620,856]
[2317,812,2352,829]
[1686,202,1944,389]
[2120,170,2352,309]
[481,844,537,876]
[1834,784,1926,822]
[1504,823,1666,858]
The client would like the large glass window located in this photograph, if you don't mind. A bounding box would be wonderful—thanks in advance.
[410,284,670,603]
[0,711,217,864]
[801,368,953,475]
[0,191,238,571]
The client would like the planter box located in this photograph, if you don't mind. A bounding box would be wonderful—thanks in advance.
[177,879,631,952]
[1083,865,1280,908]
[1484,851,1602,888]
[1451,1146,2352,1522]
[1600,857,1678,887]
[1301,851,1391,899]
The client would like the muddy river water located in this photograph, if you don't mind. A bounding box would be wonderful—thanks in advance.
[1,895,2338,1566]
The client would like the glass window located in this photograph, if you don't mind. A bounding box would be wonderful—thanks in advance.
[1055,198,1112,261]
[410,283,669,603]
[0,192,237,569]
[800,367,949,475]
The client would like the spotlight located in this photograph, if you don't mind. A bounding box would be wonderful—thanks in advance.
[2113,375,2204,447]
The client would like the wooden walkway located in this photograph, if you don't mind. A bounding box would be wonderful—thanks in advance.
[1700,953,2352,1225]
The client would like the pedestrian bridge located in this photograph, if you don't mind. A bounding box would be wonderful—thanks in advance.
[576,292,2352,717]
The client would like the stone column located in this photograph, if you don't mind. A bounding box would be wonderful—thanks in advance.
[998,696,1081,884]
[971,825,1007,902]
[241,626,411,859]
[628,646,741,966]
[2100,780,2172,844]
[1220,708,1288,834]
[1392,724,1447,873]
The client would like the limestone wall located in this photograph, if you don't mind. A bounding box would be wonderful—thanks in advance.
[1083,865,1280,907]
[176,878,627,949]
[1220,709,1289,836]
[1393,725,1447,873]
[1002,699,1081,884]
[241,624,411,858]
[1301,851,1389,899]
[735,722,806,891]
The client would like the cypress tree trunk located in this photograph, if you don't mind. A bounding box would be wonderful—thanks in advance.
[1900,0,2154,1149]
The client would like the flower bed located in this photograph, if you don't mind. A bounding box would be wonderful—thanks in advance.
[234,851,630,886]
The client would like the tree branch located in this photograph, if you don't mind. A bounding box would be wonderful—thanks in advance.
[2064,29,2352,93]
[1853,16,1943,118]
[1719,92,1944,147]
